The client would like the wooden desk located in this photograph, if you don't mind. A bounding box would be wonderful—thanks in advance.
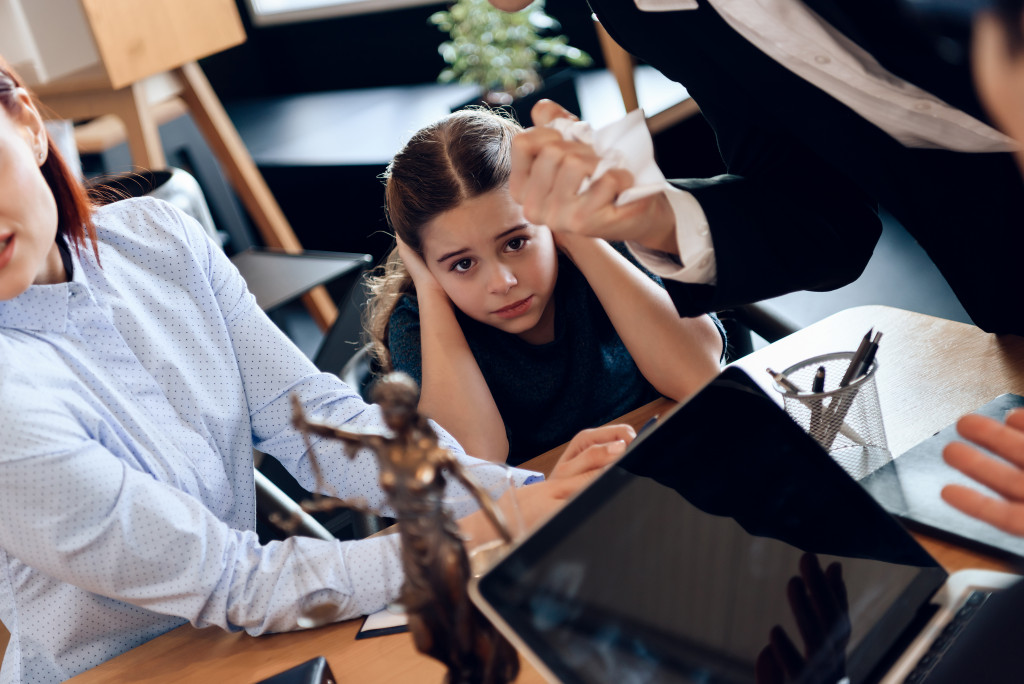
[67,305,1023,682]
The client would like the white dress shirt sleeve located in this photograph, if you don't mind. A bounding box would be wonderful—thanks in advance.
[627,183,718,284]
[0,382,406,636]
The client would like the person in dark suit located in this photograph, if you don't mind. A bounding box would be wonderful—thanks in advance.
[491,0,1024,335]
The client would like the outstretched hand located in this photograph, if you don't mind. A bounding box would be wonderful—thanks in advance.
[941,408,1024,536]
[514,424,635,531]
[509,100,677,253]
[458,424,634,548]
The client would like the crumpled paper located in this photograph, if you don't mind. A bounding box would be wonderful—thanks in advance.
[545,108,667,206]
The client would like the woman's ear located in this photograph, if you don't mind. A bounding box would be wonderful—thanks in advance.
[12,87,48,165]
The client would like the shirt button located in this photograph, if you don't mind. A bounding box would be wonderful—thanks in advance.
[814,55,831,65]
[915,101,931,111]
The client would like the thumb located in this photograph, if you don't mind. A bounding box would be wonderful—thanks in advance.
[530,99,578,127]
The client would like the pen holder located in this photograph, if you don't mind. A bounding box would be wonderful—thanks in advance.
[773,351,891,481]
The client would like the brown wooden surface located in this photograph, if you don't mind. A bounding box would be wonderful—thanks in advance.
[82,0,245,90]
[67,305,1023,682]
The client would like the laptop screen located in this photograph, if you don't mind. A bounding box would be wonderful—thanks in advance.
[472,366,948,684]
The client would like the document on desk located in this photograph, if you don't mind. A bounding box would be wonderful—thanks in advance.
[859,393,1024,560]
[355,605,409,639]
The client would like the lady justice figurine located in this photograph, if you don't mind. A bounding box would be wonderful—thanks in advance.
[288,372,520,684]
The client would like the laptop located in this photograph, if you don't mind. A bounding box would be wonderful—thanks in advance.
[469,366,1021,684]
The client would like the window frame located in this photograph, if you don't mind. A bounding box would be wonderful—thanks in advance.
[244,0,442,26]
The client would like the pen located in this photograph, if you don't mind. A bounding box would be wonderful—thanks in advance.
[812,366,826,394]
[637,414,660,437]
[856,331,882,378]
[810,365,825,435]
[840,328,873,387]
[767,367,802,394]
[823,331,882,451]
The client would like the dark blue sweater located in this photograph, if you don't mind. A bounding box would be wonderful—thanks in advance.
[388,249,725,465]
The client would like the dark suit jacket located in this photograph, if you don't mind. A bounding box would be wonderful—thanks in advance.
[585,0,1024,334]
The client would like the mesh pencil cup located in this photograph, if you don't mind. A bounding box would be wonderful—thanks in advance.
[772,351,891,481]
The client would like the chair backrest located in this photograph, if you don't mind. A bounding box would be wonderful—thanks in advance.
[312,275,372,375]
[88,168,226,246]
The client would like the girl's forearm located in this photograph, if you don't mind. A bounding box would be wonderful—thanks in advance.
[415,289,509,462]
[563,237,723,401]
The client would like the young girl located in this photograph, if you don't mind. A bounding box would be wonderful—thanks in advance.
[366,109,725,465]
[0,59,628,683]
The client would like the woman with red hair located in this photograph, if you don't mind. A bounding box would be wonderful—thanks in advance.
[0,59,631,683]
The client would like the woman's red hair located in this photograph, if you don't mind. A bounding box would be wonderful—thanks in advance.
[0,57,97,260]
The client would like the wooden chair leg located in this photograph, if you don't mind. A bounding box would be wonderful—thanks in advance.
[593,18,640,113]
[174,61,338,330]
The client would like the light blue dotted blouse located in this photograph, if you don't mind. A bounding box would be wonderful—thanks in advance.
[0,198,537,683]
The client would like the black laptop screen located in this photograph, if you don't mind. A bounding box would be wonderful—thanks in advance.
[474,367,948,684]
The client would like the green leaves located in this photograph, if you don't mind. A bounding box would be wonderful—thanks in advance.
[431,0,592,97]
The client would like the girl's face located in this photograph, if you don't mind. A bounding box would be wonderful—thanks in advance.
[420,186,559,344]
[0,91,62,301]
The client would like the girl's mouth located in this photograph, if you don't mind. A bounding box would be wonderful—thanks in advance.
[493,295,534,319]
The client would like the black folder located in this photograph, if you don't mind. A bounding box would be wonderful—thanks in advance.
[860,393,1024,561]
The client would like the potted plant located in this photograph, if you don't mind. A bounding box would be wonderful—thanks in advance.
[430,0,592,120]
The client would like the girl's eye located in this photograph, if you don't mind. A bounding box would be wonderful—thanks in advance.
[452,258,474,273]
[505,237,527,252]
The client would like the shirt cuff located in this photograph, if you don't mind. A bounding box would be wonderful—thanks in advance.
[521,473,545,486]
[627,184,717,285]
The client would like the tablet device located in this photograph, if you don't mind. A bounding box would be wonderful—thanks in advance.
[470,366,1017,683]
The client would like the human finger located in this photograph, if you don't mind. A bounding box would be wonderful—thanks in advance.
[1006,408,1024,432]
[787,575,822,654]
[544,143,602,208]
[559,424,637,462]
[825,562,848,615]
[529,99,579,127]
[578,172,665,245]
[769,625,805,678]
[563,168,635,233]
[551,440,627,481]
[521,141,601,228]
[800,554,842,627]
[941,483,1024,536]
[755,644,785,684]
[943,440,1024,502]
[955,413,1024,468]
[509,126,572,202]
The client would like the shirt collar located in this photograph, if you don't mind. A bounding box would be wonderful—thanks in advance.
[0,242,88,333]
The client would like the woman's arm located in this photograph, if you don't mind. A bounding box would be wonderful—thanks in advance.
[556,233,723,402]
[395,238,509,462]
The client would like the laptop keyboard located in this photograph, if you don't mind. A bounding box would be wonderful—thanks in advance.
[902,590,993,684]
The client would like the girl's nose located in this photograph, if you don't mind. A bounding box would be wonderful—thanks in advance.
[488,265,518,294]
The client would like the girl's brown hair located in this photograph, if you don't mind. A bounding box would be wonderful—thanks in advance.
[0,57,97,260]
[365,108,521,371]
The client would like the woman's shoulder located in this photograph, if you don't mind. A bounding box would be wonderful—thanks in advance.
[92,196,211,248]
